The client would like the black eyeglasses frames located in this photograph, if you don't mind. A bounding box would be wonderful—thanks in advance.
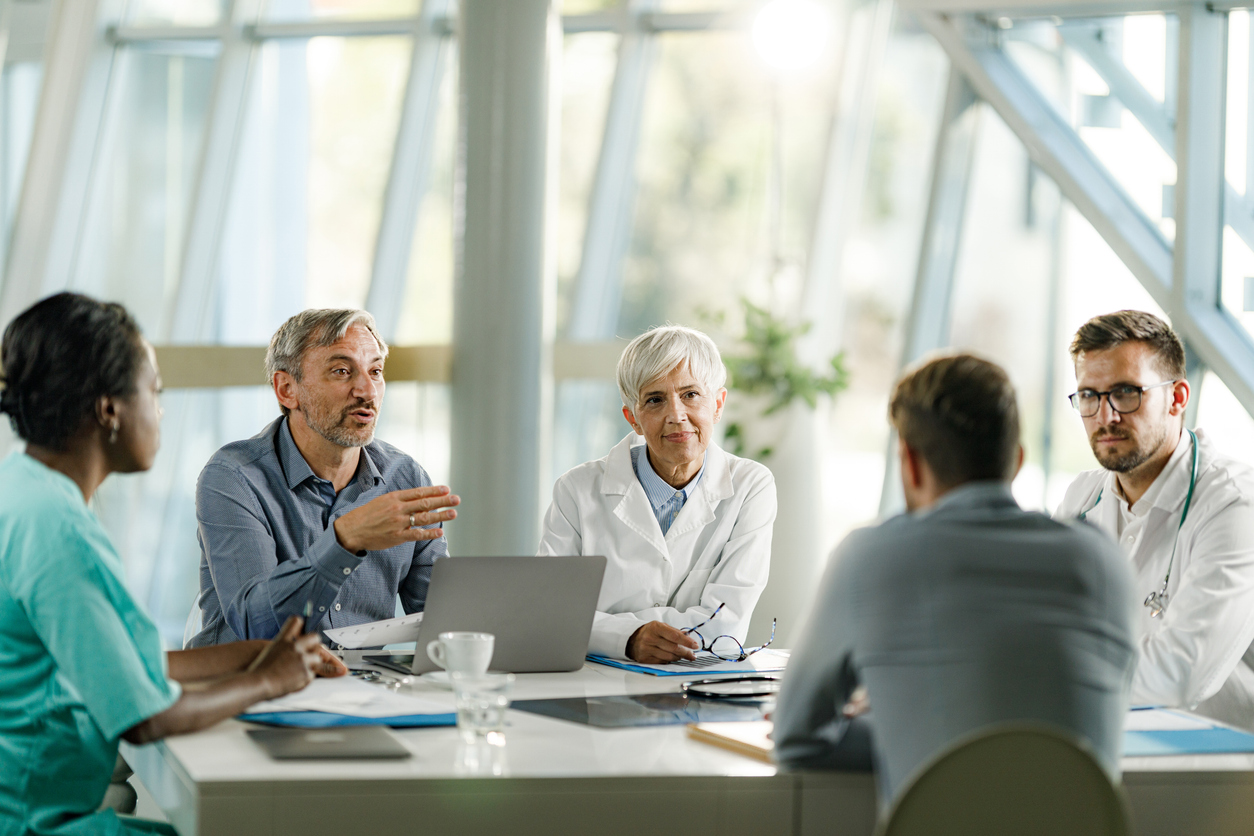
[681,602,777,662]
[1067,380,1175,418]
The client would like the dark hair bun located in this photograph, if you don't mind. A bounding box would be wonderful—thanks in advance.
[0,293,145,449]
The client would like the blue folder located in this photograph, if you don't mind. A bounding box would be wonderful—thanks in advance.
[586,654,787,677]
[1123,728,1254,757]
[586,655,707,677]
[242,711,456,729]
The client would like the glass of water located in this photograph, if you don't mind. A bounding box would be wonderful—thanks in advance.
[451,672,515,744]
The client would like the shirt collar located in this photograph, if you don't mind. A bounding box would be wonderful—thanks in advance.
[631,443,705,511]
[923,480,1018,516]
[276,416,384,493]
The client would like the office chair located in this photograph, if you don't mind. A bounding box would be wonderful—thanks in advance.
[876,723,1131,836]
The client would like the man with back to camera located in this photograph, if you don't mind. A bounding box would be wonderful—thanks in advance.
[773,353,1137,804]
[187,309,461,646]
[1055,311,1254,729]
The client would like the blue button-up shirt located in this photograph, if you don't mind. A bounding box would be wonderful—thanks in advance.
[630,443,705,536]
[188,417,447,647]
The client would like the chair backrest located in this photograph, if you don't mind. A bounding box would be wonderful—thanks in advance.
[876,723,1130,836]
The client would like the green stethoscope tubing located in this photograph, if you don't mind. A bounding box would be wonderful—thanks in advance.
[1078,428,1199,618]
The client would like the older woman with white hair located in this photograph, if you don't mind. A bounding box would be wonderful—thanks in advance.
[539,325,777,663]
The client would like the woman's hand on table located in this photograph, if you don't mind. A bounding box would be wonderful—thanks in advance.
[249,616,325,699]
[626,621,700,663]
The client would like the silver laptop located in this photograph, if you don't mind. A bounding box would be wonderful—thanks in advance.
[407,555,606,674]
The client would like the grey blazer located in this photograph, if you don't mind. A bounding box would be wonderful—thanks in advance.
[773,482,1137,803]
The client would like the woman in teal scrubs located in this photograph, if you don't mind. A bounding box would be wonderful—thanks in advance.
[0,293,347,836]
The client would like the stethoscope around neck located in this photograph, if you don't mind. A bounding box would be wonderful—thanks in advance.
[1078,428,1199,619]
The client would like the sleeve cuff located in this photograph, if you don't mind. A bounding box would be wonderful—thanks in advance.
[308,525,365,585]
[587,615,644,660]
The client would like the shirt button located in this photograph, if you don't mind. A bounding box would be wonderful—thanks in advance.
[335,603,342,611]
[343,567,352,576]
[318,606,326,612]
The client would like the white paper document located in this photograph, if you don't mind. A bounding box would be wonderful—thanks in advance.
[242,676,450,718]
[1124,708,1215,732]
[324,612,424,649]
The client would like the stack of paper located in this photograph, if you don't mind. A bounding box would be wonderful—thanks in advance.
[324,612,424,649]
[241,676,455,729]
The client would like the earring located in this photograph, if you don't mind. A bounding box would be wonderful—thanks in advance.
[109,422,119,444]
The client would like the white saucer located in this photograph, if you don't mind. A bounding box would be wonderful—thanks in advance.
[421,671,453,688]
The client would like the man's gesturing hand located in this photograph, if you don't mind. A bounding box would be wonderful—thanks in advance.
[333,485,460,554]
[626,621,700,664]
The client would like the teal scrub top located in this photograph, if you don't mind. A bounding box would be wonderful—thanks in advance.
[0,452,180,836]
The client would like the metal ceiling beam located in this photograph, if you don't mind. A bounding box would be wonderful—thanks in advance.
[1061,20,1254,270]
[923,7,1254,418]
[110,9,744,44]
[917,11,1173,305]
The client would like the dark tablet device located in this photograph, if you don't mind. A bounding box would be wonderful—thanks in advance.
[246,726,411,760]
[510,694,768,728]
[361,653,416,676]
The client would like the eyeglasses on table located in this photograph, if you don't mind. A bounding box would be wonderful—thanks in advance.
[681,602,777,662]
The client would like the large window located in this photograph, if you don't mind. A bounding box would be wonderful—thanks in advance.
[13,1,1254,646]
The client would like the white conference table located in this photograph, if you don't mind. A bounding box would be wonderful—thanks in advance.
[123,661,1254,836]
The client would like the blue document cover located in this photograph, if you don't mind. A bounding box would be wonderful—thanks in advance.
[1124,728,1254,757]
[242,711,456,729]
[586,655,709,677]
[586,651,788,677]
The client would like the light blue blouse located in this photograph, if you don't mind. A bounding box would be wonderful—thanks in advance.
[630,443,705,536]
[0,452,180,835]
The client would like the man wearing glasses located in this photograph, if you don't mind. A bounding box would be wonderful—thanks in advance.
[1056,310,1254,730]
[775,354,1136,803]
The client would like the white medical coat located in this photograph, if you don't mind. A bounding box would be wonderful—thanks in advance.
[1056,428,1254,729]
[538,433,777,659]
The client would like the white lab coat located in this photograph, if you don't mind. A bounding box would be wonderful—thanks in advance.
[1055,428,1254,730]
[538,433,777,659]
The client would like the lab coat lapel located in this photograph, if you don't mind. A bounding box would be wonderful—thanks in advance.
[667,443,733,540]
[603,433,670,559]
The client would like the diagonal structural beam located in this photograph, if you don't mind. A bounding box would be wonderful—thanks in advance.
[1059,21,1174,151]
[923,8,1254,418]
[797,0,895,368]
[365,0,453,341]
[879,66,980,517]
[1060,20,1254,270]
[0,0,123,326]
[917,11,1173,304]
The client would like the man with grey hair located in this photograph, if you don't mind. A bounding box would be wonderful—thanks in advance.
[188,309,460,647]
[538,325,777,662]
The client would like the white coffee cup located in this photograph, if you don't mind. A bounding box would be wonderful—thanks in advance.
[427,631,494,675]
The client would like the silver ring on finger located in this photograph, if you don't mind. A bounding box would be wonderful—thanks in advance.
[409,514,416,529]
